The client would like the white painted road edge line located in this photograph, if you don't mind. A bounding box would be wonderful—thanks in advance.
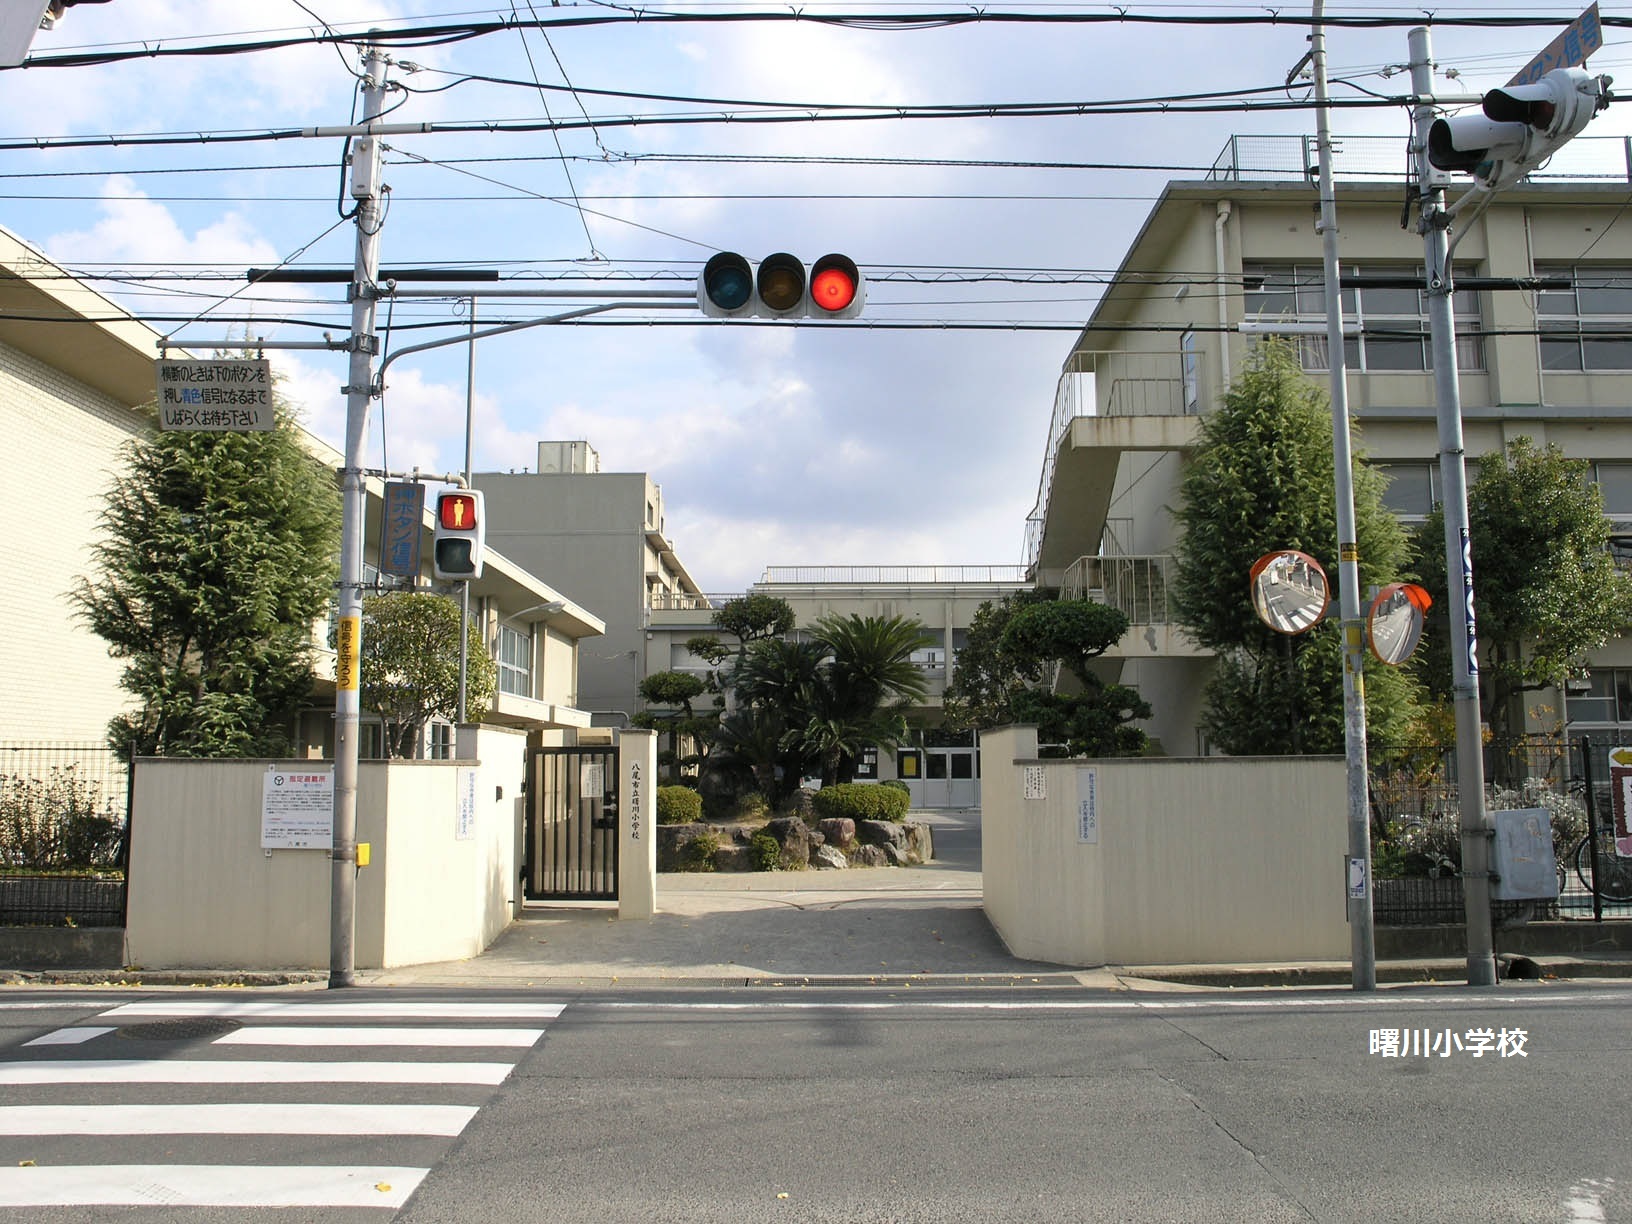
[0,1059,516,1085]
[583,991,1627,1012]
[213,1025,546,1048]
[0,1102,479,1137]
[0,1165,428,1209]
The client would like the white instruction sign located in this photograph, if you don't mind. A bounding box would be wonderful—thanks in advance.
[455,769,477,842]
[261,768,334,849]
[1023,765,1046,801]
[1076,767,1099,843]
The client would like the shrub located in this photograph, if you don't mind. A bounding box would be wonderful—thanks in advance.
[683,830,720,871]
[0,768,123,870]
[657,786,702,825]
[881,779,910,796]
[748,832,782,871]
[733,792,771,822]
[812,782,909,823]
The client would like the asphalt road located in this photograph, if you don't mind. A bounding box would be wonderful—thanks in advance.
[2,982,1627,1222]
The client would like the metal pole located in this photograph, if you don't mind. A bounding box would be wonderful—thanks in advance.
[1311,1,1376,990]
[457,299,475,725]
[329,43,389,990]
[1409,26,1498,986]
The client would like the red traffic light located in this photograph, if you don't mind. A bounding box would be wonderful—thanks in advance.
[438,491,479,531]
[810,254,861,315]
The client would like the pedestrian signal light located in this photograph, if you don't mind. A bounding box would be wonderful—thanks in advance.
[1428,67,1612,191]
[696,252,865,319]
[433,489,485,581]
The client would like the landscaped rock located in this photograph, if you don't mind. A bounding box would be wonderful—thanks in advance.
[818,817,856,849]
[849,844,890,868]
[779,789,818,823]
[763,816,812,870]
[882,843,911,867]
[811,845,849,870]
[857,819,908,851]
[657,823,720,872]
[902,821,934,864]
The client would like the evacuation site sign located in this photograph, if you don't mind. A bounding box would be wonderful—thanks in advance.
[155,358,275,431]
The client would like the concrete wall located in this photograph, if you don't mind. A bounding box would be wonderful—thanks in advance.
[981,726,1349,966]
[125,725,528,970]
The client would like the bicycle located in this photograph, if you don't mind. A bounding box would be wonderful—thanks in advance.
[1570,825,1632,903]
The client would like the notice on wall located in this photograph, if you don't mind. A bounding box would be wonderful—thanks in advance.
[1023,765,1046,801]
[581,761,605,800]
[262,768,334,849]
[455,769,477,842]
[1076,767,1099,843]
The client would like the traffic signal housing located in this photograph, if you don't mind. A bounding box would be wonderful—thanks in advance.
[433,489,485,581]
[697,252,865,319]
[1428,66,1612,190]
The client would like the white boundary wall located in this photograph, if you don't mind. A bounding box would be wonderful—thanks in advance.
[982,726,1349,966]
[126,725,528,970]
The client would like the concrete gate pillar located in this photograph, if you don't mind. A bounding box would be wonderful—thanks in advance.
[616,728,658,920]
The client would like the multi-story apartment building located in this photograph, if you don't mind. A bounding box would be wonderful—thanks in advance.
[1027,136,1632,753]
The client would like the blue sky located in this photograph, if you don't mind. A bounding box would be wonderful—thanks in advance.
[5,1,1628,589]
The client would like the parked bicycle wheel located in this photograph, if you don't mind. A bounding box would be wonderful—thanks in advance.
[1574,829,1632,903]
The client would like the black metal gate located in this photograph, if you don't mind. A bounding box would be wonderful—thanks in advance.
[524,745,619,900]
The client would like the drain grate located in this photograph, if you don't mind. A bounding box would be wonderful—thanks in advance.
[117,1017,243,1042]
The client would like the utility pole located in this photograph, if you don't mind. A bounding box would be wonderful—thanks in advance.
[330,42,389,989]
[1309,0,1376,990]
[1408,26,1498,987]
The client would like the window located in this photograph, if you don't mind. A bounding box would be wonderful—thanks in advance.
[1593,462,1632,521]
[498,622,532,698]
[1373,460,1481,522]
[1536,265,1632,371]
[1242,263,1483,373]
[1566,668,1632,728]
[428,722,452,761]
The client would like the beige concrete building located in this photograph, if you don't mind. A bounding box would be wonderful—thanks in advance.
[1028,141,1632,753]
[0,228,602,764]
[475,443,705,733]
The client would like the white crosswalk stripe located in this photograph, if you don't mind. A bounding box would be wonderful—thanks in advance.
[0,996,562,1214]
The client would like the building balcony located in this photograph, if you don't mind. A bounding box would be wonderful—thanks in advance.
[1057,554,1208,666]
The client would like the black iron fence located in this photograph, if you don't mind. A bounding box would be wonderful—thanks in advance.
[1,742,129,926]
[1369,737,1631,924]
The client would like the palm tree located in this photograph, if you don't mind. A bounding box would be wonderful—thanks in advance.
[803,614,932,785]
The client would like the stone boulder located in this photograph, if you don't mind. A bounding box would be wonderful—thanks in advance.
[712,844,754,872]
[810,845,849,870]
[763,816,812,871]
[857,819,908,851]
[657,823,719,872]
[902,821,934,864]
[849,844,890,868]
[818,817,856,849]
[881,843,911,867]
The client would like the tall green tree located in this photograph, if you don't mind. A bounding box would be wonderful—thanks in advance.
[1415,436,1632,738]
[73,404,339,760]
[1171,342,1420,754]
[941,588,1059,731]
[633,669,713,782]
[350,591,496,759]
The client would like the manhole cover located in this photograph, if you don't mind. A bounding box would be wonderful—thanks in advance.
[117,1018,242,1042]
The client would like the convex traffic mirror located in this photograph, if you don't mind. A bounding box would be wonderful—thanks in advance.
[1250,550,1330,634]
[1366,582,1433,666]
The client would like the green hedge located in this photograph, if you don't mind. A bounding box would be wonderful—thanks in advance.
[656,786,703,825]
[811,782,909,823]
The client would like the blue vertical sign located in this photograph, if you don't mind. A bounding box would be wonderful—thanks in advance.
[1461,527,1478,678]
[381,482,425,579]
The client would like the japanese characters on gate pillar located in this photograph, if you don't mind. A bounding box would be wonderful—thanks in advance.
[618,728,657,920]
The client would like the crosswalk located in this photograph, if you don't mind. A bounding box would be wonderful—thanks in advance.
[0,996,563,1213]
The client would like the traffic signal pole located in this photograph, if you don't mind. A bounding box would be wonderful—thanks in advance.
[1409,26,1498,987]
[329,43,389,989]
